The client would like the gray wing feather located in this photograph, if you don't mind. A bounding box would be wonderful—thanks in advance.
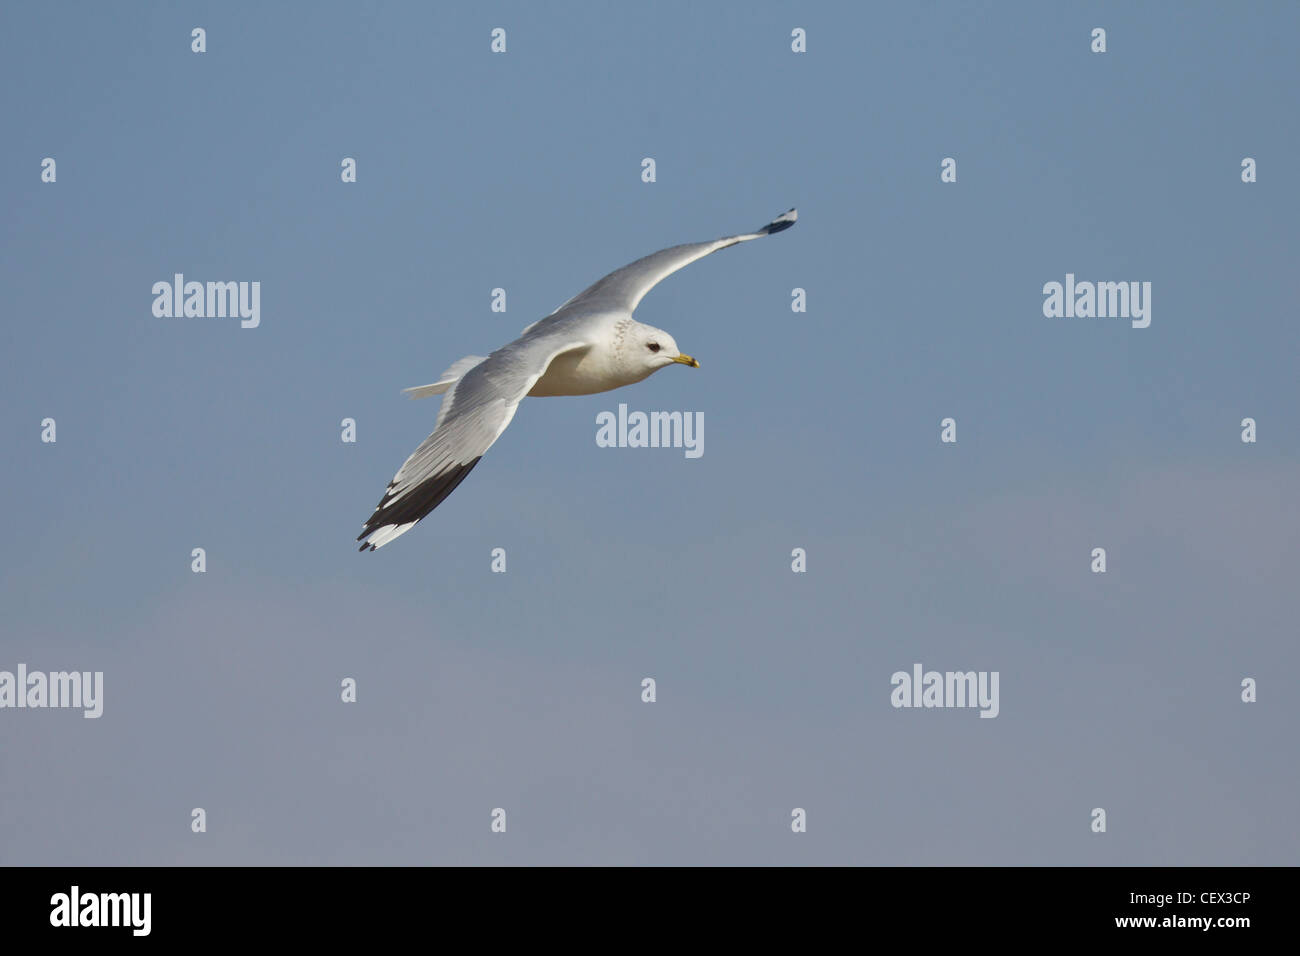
[358,336,589,550]
[532,208,797,330]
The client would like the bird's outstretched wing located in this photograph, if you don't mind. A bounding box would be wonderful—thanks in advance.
[524,208,797,334]
[358,339,589,551]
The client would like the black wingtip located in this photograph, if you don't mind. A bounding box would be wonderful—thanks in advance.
[353,456,485,555]
[762,208,798,235]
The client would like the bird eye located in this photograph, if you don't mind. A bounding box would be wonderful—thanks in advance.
[647,342,661,352]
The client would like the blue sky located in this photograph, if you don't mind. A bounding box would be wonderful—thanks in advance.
[1,1,1297,864]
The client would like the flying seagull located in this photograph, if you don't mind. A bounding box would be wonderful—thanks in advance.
[357,208,798,551]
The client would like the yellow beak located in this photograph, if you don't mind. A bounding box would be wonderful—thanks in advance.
[672,353,700,368]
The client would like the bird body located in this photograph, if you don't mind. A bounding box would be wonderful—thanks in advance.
[357,208,797,551]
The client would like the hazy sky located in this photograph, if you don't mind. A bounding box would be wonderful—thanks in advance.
[2,1,1297,865]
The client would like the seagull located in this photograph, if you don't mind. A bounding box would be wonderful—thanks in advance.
[357,208,798,551]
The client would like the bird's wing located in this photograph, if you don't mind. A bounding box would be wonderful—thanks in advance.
[358,338,590,551]
[525,208,797,333]
[401,354,488,399]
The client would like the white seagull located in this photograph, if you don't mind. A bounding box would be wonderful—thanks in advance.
[357,208,798,551]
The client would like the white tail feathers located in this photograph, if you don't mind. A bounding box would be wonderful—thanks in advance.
[402,355,488,399]
[403,379,454,398]
[401,381,453,399]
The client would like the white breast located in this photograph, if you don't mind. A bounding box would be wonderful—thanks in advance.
[528,345,647,396]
